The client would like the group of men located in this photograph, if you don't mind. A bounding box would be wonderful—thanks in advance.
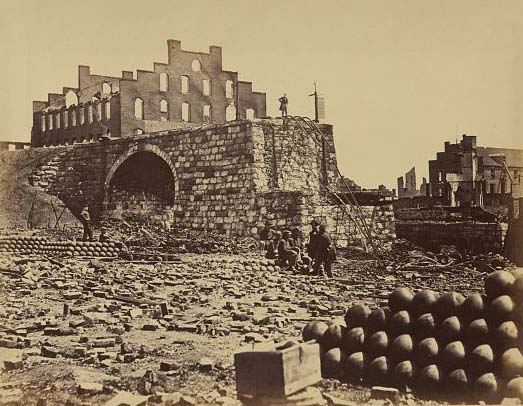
[260,220,335,278]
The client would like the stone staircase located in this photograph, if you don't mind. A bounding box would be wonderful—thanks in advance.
[28,152,66,192]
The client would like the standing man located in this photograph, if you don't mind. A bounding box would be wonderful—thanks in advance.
[279,93,288,117]
[307,220,320,267]
[313,224,334,278]
[80,205,93,242]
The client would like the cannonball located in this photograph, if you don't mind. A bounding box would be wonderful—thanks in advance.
[367,307,390,334]
[488,295,515,323]
[414,337,439,367]
[494,320,519,350]
[342,327,365,355]
[446,369,469,393]
[468,344,494,375]
[389,287,414,313]
[473,373,499,403]
[365,331,389,358]
[511,274,523,302]
[342,351,366,382]
[389,334,413,363]
[410,289,440,318]
[438,316,462,345]
[416,364,441,393]
[460,293,486,323]
[368,356,390,385]
[302,320,329,342]
[321,323,347,350]
[506,377,523,401]
[485,270,515,299]
[321,347,342,378]
[389,310,411,337]
[344,303,371,328]
[434,292,465,320]
[393,360,416,389]
[413,313,436,340]
[464,318,489,348]
[499,348,523,379]
[440,341,466,371]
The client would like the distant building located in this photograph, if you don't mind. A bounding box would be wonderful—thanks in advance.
[428,134,523,208]
[31,39,266,147]
[397,167,427,198]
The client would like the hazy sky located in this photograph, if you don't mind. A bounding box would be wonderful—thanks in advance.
[1,0,522,190]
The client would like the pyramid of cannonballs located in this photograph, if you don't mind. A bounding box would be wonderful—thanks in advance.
[302,269,523,403]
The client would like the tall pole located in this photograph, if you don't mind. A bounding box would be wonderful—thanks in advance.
[314,82,319,123]
[309,83,319,123]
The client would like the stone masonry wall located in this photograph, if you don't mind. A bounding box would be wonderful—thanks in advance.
[29,119,338,237]
[309,203,396,248]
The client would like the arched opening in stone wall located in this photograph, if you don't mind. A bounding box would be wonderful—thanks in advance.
[106,151,175,221]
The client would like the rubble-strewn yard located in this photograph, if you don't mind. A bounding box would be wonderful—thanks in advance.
[0,232,507,406]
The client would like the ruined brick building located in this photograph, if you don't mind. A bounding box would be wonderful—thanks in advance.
[429,134,523,208]
[31,40,266,147]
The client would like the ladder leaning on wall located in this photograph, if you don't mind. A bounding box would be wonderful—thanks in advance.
[259,115,378,254]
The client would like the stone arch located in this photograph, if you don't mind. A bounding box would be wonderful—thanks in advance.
[104,144,178,203]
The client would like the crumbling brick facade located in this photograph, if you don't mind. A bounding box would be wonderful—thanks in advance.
[31,40,266,147]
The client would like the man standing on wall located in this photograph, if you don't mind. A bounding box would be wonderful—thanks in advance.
[279,94,288,117]
[80,205,93,242]
[313,224,334,278]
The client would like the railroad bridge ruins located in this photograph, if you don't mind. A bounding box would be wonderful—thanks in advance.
[30,118,343,237]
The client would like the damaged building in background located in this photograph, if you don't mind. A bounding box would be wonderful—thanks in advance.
[429,134,523,212]
[22,39,396,250]
[31,40,266,147]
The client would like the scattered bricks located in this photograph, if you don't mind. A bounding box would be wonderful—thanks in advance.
[63,303,70,317]
[92,337,116,348]
[104,391,148,406]
[72,346,87,358]
[41,346,60,358]
[98,351,118,361]
[129,308,143,319]
[142,321,160,331]
[198,357,215,372]
[77,382,104,394]
[370,386,400,403]
[0,338,18,349]
[159,302,169,316]
[160,359,181,372]
[63,290,83,300]
[175,323,199,333]
[4,359,24,371]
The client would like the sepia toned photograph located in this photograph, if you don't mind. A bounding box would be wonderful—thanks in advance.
[1,1,523,405]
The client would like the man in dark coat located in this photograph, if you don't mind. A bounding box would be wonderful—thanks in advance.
[307,219,320,262]
[313,224,334,278]
[278,94,288,117]
[80,205,93,242]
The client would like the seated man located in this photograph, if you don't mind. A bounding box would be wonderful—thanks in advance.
[277,230,298,271]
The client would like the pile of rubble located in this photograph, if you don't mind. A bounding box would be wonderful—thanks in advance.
[0,233,517,405]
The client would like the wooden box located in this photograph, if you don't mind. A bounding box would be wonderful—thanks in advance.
[234,340,321,398]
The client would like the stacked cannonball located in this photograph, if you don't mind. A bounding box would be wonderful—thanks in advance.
[73,241,122,258]
[239,258,280,273]
[302,268,523,403]
[0,236,73,256]
[0,237,122,258]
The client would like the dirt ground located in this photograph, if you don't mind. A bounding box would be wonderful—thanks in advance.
[0,235,506,406]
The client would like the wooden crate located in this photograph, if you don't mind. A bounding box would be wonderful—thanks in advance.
[234,340,321,398]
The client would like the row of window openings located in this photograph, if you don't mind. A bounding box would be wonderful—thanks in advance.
[41,103,110,132]
[100,76,231,97]
[160,74,234,98]
[134,99,255,122]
